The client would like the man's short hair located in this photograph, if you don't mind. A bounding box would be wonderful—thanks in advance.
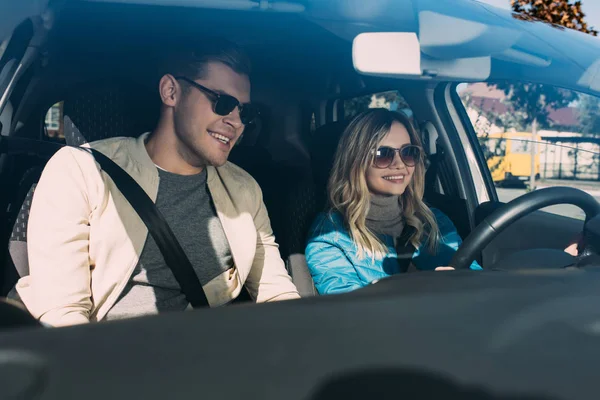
[163,38,251,80]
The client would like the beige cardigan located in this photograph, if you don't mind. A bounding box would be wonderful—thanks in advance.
[16,133,299,326]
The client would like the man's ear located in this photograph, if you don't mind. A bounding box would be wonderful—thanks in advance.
[159,74,179,107]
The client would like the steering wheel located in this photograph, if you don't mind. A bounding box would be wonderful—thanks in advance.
[450,187,600,270]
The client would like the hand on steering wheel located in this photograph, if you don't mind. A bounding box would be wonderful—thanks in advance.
[450,187,600,270]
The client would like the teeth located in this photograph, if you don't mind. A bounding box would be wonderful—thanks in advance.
[210,132,230,144]
[384,176,405,181]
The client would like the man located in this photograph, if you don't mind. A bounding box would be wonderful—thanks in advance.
[15,39,300,327]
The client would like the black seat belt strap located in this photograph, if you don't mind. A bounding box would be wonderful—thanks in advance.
[395,225,417,273]
[85,148,210,308]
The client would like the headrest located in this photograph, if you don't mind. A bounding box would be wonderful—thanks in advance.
[309,120,349,193]
[62,80,160,146]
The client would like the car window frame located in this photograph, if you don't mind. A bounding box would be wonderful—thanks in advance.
[432,83,487,228]
[0,35,11,61]
[448,82,498,203]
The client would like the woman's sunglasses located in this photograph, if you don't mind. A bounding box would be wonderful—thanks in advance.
[373,145,422,169]
[175,76,259,125]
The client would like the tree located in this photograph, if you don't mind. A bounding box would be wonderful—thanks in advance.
[344,91,410,120]
[493,0,597,188]
[577,94,600,137]
[494,82,578,131]
[461,90,529,134]
[344,95,371,119]
[512,0,598,36]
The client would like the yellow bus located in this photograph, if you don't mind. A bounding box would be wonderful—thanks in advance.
[482,132,540,185]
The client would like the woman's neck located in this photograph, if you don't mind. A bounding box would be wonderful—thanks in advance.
[367,194,401,221]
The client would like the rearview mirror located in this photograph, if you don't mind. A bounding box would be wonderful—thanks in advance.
[352,32,422,77]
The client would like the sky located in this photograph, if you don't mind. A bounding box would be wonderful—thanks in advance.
[479,0,600,33]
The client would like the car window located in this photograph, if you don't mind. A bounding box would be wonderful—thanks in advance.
[0,101,11,136]
[343,91,411,120]
[458,82,600,220]
[0,36,10,60]
[44,102,65,143]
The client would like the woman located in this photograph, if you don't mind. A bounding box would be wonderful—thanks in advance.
[305,108,481,295]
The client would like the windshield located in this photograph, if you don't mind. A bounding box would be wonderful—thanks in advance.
[458,81,600,220]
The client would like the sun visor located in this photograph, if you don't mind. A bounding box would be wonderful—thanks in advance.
[418,11,521,60]
[421,55,491,81]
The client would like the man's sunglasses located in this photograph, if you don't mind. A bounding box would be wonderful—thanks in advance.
[175,76,259,125]
[373,145,422,169]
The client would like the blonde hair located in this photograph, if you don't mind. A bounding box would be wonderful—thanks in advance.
[328,108,439,260]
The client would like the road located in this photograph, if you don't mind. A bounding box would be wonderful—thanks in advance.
[496,181,600,220]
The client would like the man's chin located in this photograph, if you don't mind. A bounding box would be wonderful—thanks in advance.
[205,155,230,168]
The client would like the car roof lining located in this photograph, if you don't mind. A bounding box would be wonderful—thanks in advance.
[12,0,430,131]
[48,1,347,86]
[9,0,440,176]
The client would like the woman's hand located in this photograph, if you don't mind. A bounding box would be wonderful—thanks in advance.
[564,233,582,257]
[564,242,579,257]
[435,266,455,271]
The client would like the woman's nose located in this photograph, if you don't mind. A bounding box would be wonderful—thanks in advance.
[389,151,405,169]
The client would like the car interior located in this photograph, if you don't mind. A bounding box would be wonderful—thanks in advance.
[4,1,600,399]
[0,1,480,296]
[0,0,590,298]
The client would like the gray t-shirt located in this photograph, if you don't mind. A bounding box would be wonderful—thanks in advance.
[105,168,233,320]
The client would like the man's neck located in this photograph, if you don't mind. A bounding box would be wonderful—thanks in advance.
[145,125,205,176]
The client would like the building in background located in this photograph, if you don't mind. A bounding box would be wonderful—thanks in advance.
[44,102,64,140]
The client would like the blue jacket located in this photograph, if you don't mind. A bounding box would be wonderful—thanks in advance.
[305,208,482,295]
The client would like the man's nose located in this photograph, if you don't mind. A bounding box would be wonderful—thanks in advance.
[223,107,243,129]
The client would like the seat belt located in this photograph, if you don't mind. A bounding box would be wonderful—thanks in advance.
[0,137,210,307]
[86,148,210,309]
[395,225,417,273]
